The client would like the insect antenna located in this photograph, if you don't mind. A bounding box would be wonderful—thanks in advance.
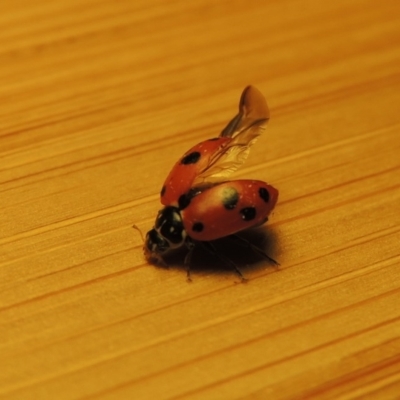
[132,224,145,242]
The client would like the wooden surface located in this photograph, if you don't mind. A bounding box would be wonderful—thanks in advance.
[1,1,400,399]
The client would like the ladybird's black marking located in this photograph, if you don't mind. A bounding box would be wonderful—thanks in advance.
[259,187,270,203]
[208,137,219,141]
[178,194,190,210]
[178,187,203,210]
[160,185,166,197]
[240,207,256,221]
[222,187,239,210]
[181,151,201,165]
[192,222,204,232]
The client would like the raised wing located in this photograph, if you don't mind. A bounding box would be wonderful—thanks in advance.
[192,85,269,186]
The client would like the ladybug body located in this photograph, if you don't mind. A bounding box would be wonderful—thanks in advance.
[143,86,278,273]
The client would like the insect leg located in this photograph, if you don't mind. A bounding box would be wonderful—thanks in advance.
[199,241,247,283]
[184,239,196,282]
[228,234,279,266]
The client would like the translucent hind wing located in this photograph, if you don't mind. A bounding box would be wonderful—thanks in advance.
[221,85,270,138]
[193,86,269,185]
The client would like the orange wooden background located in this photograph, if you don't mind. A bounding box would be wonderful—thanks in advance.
[1,0,400,399]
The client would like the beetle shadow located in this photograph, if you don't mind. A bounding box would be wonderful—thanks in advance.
[162,227,280,280]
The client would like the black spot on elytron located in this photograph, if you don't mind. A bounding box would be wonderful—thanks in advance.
[181,151,201,165]
[240,207,256,221]
[178,194,190,210]
[192,222,204,232]
[259,187,269,203]
[160,185,166,197]
[208,137,219,141]
[222,187,239,210]
[178,187,203,210]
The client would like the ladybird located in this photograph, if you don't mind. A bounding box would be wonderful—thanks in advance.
[143,86,278,280]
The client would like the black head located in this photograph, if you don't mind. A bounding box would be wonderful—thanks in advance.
[144,206,187,262]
